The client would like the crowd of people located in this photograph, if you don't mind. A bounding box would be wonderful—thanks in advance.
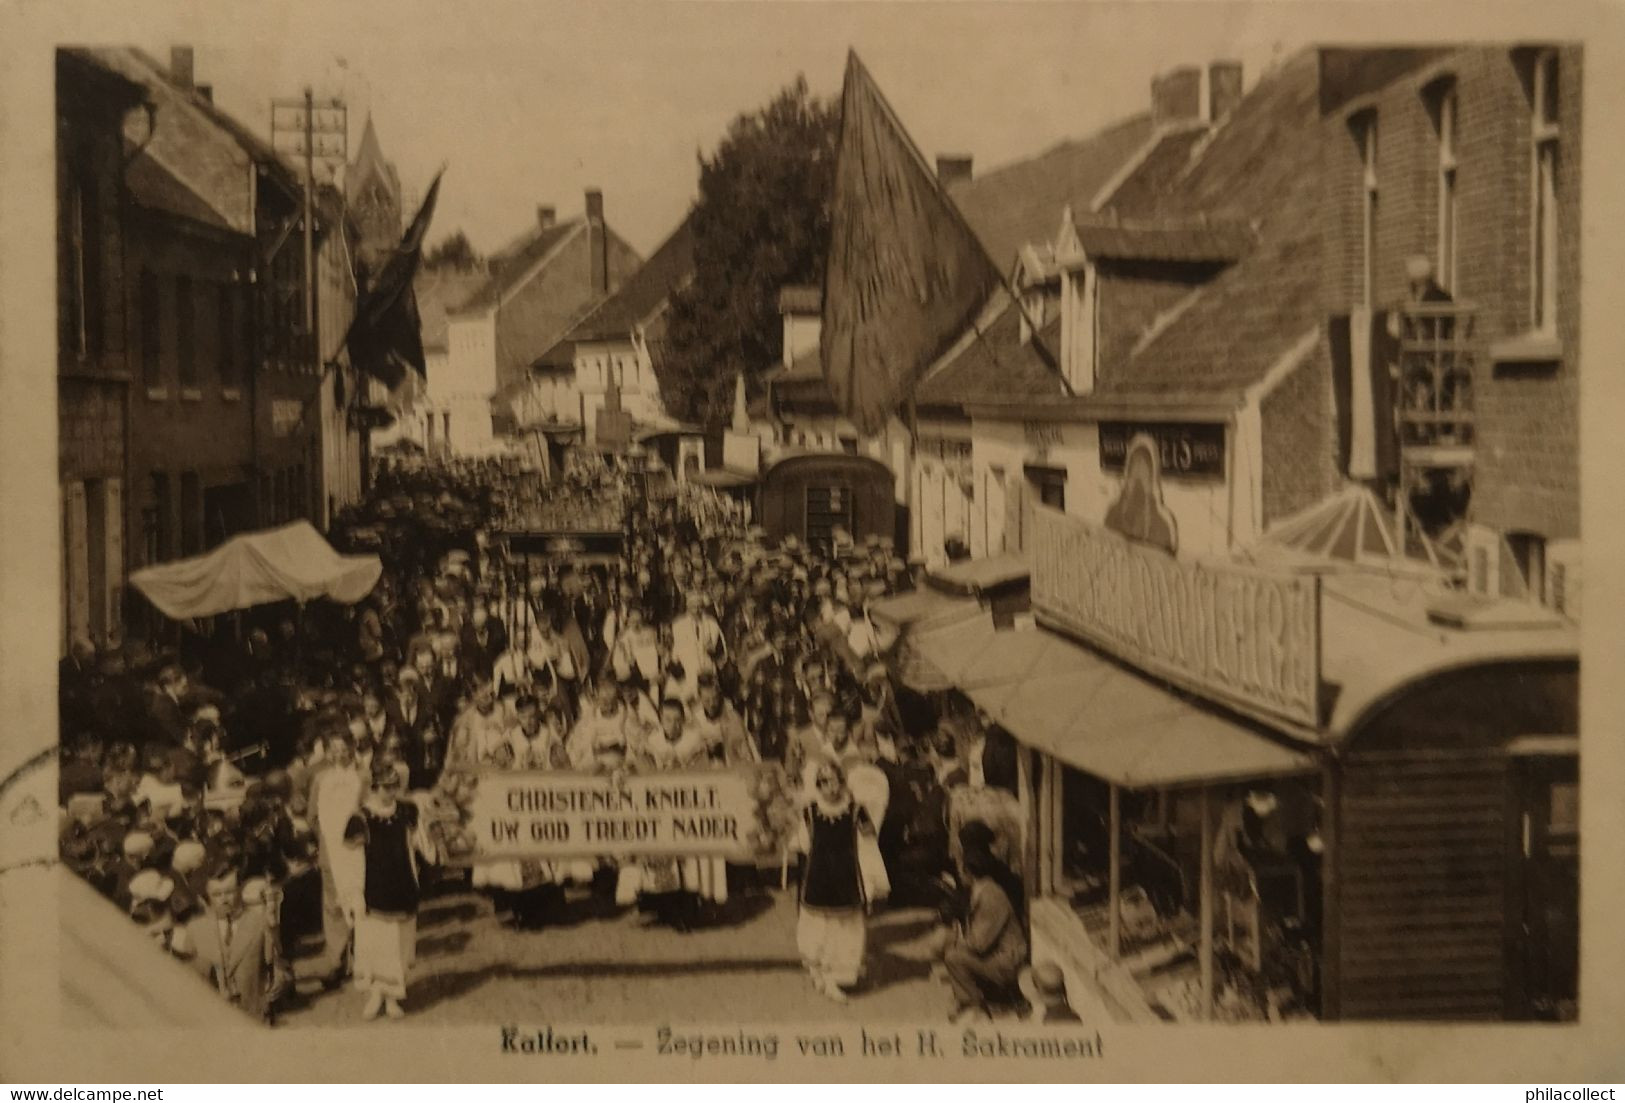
[57,449,1070,1025]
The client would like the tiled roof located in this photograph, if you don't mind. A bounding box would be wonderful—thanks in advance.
[1072,218,1254,264]
[414,268,489,352]
[1111,51,1321,224]
[949,113,1157,270]
[563,213,695,342]
[774,298,1065,414]
[1098,51,1326,397]
[915,303,1065,407]
[126,151,235,232]
[1091,126,1209,213]
[453,219,586,314]
[778,285,822,314]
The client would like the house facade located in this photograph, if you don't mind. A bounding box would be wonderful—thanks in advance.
[1319,46,1583,616]
[428,191,641,455]
[56,51,147,652]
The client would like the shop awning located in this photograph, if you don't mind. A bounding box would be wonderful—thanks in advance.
[915,618,1317,788]
[689,468,758,489]
[129,521,383,619]
[928,551,1030,594]
[867,586,978,631]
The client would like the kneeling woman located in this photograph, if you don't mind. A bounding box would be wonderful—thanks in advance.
[345,762,434,1020]
[796,759,879,1003]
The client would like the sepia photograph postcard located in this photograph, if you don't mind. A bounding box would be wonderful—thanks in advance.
[2,0,1623,1084]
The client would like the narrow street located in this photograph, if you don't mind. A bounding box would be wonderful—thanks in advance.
[282,881,958,1026]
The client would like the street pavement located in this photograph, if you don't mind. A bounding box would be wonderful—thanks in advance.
[280,876,958,1027]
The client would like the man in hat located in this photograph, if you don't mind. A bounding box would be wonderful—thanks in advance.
[179,865,280,1022]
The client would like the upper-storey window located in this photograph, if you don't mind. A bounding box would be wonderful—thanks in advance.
[1530,50,1561,333]
[1354,111,1379,308]
[1431,82,1459,294]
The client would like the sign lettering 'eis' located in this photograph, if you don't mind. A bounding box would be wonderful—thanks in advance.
[1030,504,1321,728]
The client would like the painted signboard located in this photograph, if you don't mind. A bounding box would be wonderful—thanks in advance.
[427,766,794,864]
[1099,421,1225,480]
[1030,503,1321,729]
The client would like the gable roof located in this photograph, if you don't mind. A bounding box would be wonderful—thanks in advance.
[915,303,1065,408]
[949,113,1157,270]
[453,219,587,315]
[562,213,695,343]
[1096,50,1328,397]
[414,268,489,352]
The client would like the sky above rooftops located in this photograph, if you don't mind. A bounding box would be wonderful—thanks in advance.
[115,1,1334,255]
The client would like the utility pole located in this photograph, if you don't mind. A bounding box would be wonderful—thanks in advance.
[269,92,348,361]
[302,86,316,342]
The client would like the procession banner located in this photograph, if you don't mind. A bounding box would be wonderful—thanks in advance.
[428,765,794,864]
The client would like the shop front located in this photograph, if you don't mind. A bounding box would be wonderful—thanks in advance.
[915,487,1580,1023]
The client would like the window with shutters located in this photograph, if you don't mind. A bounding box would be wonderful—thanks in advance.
[152,473,172,561]
[139,268,162,388]
[217,283,238,386]
[176,275,197,387]
[180,472,202,556]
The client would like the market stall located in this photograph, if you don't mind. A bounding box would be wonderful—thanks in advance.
[924,500,1580,1023]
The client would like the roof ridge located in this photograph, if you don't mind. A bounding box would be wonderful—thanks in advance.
[455,218,589,315]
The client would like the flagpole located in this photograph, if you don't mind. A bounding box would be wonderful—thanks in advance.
[845,52,1059,375]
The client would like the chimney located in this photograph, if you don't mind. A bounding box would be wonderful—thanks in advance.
[1151,66,1201,127]
[536,205,556,229]
[169,46,195,91]
[585,188,607,294]
[936,154,973,188]
[195,83,213,104]
[1208,61,1243,122]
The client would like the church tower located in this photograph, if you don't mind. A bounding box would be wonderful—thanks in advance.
[345,114,403,276]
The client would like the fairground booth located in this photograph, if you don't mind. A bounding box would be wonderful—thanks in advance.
[899,485,1578,1023]
[756,452,899,555]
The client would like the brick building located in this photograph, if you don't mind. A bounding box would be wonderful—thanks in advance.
[1319,46,1583,616]
[426,191,642,455]
[55,51,148,652]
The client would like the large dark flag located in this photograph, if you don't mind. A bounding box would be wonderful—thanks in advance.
[346,170,442,388]
[821,52,1004,435]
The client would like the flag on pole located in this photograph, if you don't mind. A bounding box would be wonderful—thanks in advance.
[346,169,442,388]
[821,52,1005,436]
